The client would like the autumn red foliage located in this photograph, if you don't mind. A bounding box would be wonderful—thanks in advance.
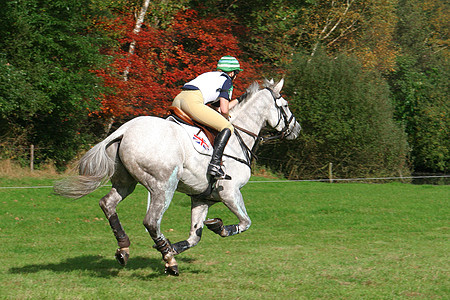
[94,9,262,120]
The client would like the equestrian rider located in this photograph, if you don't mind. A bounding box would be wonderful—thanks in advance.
[172,55,243,179]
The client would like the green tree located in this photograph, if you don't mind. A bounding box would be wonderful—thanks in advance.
[259,50,409,179]
[298,0,399,73]
[389,0,449,172]
[200,0,398,73]
[0,0,111,168]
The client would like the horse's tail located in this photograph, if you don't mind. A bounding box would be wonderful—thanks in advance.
[54,125,127,199]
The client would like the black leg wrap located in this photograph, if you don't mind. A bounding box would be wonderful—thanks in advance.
[224,225,239,236]
[172,240,190,255]
[109,213,130,248]
[153,237,173,257]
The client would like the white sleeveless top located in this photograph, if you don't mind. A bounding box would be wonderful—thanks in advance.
[183,71,233,104]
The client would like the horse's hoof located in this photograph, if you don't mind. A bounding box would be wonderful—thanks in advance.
[115,248,129,266]
[165,264,179,276]
[204,218,225,235]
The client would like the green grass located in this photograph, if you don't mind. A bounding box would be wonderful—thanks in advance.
[1,177,448,299]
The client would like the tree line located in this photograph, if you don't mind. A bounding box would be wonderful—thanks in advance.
[0,0,448,177]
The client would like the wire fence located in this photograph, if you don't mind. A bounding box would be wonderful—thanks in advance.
[249,175,450,185]
[0,175,448,189]
[2,146,448,185]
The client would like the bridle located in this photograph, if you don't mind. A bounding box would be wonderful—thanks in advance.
[226,87,297,167]
[263,87,297,141]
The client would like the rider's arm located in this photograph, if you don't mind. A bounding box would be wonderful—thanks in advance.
[217,75,238,119]
[219,97,230,119]
[229,99,239,110]
[219,98,239,118]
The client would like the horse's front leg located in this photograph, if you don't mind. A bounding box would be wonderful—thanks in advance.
[172,198,214,254]
[205,190,251,237]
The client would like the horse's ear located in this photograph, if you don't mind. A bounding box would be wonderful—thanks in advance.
[273,78,284,94]
[269,78,274,85]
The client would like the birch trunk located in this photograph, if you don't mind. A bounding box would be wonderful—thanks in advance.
[123,0,151,81]
[105,0,151,136]
[310,0,356,58]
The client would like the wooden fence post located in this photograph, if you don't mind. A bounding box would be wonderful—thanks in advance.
[328,162,333,183]
[30,144,34,171]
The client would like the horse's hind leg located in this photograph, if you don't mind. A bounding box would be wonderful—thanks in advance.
[142,168,180,275]
[144,190,179,275]
[99,163,137,266]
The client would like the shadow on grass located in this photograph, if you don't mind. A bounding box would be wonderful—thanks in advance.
[8,255,201,279]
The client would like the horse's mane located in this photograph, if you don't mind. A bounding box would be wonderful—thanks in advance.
[238,79,278,105]
[244,81,260,100]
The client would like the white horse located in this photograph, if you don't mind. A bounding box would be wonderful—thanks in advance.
[54,78,301,276]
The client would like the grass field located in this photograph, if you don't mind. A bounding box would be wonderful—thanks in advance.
[0,177,448,299]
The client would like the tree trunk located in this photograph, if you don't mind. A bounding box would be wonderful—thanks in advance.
[123,0,151,81]
[310,0,355,58]
[104,0,150,136]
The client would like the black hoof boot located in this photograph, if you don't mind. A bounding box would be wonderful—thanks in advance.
[165,264,179,276]
[115,248,129,266]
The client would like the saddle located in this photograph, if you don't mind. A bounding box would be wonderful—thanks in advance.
[167,106,218,145]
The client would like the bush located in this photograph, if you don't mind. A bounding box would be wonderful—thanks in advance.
[258,50,410,179]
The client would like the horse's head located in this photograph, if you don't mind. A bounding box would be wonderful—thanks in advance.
[231,79,301,142]
[264,79,301,140]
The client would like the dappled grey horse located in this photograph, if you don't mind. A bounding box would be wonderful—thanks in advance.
[54,79,301,275]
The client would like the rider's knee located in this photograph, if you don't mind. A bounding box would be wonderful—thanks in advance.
[222,123,234,134]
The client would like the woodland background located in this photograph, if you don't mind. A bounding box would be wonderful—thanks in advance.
[0,0,448,179]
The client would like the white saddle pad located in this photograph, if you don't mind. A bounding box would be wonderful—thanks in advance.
[167,116,213,155]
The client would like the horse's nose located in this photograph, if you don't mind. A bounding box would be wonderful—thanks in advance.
[286,122,301,140]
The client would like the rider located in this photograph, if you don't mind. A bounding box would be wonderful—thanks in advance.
[172,55,243,179]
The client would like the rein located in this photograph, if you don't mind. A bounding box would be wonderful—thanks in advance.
[224,125,259,168]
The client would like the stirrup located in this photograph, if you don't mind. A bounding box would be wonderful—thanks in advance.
[212,173,232,180]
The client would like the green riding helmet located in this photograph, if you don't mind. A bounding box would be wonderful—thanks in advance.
[217,55,243,73]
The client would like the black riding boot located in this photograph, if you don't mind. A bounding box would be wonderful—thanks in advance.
[207,128,232,179]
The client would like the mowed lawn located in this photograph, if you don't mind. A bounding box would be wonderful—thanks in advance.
[0,177,448,299]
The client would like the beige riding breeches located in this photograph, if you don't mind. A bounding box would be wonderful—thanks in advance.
[172,90,234,133]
